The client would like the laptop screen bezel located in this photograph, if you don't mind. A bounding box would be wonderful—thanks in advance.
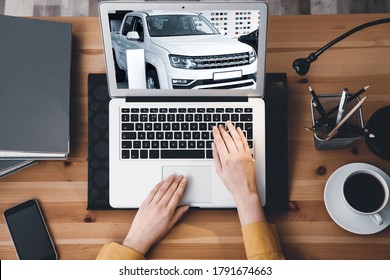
[99,1,268,98]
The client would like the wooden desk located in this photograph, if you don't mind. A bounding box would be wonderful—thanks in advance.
[1,14,390,260]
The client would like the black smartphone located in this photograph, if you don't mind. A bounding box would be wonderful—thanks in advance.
[3,199,58,260]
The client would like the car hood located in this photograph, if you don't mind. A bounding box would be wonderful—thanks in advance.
[150,35,253,56]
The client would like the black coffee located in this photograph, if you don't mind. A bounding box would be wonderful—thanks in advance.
[343,173,385,213]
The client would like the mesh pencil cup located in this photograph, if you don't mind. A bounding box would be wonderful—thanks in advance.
[311,94,364,150]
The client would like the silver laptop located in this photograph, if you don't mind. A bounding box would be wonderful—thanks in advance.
[98,1,268,208]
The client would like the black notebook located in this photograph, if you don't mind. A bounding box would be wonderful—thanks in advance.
[87,73,289,210]
[0,15,71,160]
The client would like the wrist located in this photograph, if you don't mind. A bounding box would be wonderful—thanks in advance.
[122,235,151,256]
[235,191,266,226]
[233,183,259,206]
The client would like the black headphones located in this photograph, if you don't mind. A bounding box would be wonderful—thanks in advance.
[292,18,390,76]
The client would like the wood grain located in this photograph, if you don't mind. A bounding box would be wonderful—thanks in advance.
[1,14,390,260]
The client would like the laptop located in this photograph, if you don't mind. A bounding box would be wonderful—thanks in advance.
[98,1,268,208]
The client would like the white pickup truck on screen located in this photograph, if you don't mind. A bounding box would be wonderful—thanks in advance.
[111,11,258,89]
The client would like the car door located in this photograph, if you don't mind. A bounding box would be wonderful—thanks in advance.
[117,15,145,69]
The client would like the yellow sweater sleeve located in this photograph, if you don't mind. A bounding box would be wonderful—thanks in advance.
[96,242,145,260]
[97,222,283,260]
[241,222,285,260]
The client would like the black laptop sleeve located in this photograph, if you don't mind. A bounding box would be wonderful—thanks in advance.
[87,73,289,210]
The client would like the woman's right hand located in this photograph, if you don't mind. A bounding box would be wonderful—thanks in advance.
[212,121,266,226]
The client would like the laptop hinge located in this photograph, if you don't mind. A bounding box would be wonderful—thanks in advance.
[125,96,249,103]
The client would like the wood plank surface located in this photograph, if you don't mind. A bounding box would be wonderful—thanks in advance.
[1,14,390,260]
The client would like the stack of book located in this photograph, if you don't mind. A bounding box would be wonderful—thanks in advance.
[0,15,72,179]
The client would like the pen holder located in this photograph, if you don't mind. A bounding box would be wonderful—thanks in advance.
[311,94,364,150]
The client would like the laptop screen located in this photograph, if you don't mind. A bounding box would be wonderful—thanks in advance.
[99,1,268,97]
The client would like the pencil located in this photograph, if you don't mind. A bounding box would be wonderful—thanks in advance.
[316,85,369,125]
[326,96,367,141]
[308,85,328,122]
[347,85,370,102]
[304,126,328,139]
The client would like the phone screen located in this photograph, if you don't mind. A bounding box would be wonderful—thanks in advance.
[3,199,58,260]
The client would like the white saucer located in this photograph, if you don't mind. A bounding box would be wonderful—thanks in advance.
[324,163,390,234]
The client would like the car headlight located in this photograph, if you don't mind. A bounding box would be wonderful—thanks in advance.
[249,49,257,64]
[169,55,197,69]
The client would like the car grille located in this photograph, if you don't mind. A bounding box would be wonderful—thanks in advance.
[193,52,251,69]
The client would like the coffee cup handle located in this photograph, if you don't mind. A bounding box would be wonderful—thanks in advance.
[370,213,384,226]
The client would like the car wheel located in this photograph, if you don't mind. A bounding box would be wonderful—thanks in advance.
[146,69,160,89]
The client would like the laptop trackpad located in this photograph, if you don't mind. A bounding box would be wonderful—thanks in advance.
[162,165,212,203]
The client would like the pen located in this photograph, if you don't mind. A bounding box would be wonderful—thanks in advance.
[326,96,367,140]
[308,85,328,122]
[316,85,369,125]
[341,123,365,135]
[335,88,348,124]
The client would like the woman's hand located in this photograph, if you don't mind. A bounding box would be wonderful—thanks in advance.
[212,121,266,226]
[122,175,189,255]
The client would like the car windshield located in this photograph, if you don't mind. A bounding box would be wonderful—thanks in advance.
[146,14,219,37]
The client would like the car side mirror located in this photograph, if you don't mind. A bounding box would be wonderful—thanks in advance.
[126,31,140,40]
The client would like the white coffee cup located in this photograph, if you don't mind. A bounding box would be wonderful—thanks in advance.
[343,169,389,225]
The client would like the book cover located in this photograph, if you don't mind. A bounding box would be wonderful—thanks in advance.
[0,15,72,159]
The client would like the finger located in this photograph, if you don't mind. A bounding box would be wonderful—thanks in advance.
[168,205,190,230]
[142,180,164,206]
[226,121,245,151]
[166,177,187,209]
[218,124,238,153]
[161,175,184,206]
[212,142,223,175]
[212,126,229,158]
[152,174,176,203]
[237,126,250,152]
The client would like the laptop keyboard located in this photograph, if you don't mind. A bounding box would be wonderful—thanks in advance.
[120,106,253,159]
